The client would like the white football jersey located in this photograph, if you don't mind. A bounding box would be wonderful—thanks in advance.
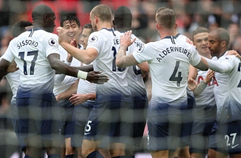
[133,34,201,104]
[213,52,241,122]
[87,28,131,96]
[53,45,80,96]
[2,29,58,91]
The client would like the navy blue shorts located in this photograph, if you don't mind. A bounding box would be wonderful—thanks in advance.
[83,94,132,145]
[10,99,25,150]
[190,120,215,154]
[130,95,148,147]
[71,100,94,147]
[147,101,191,151]
[16,92,62,141]
[208,121,241,154]
[58,99,75,138]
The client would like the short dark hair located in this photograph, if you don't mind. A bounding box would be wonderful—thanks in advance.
[192,27,209,40]
[83,23,94,33]
[32,4,54,21]
[11,21,32,37]
[114,6,132,29]
[60,14,81,27]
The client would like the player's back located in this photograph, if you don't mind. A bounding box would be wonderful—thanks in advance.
[88,28,131,99]
[139,35,201,104]
[8,29,58,92]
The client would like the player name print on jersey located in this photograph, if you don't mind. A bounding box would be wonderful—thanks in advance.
[156,46,191,62]
[17,40,38,49]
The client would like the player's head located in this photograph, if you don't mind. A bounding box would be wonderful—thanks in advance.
[60,14,82,43]
[192,27,210,57]
[11,21,33,37]
[90,4,112,31]
[155,7,176,30]
[32,4,56,33]
[208,28,230,57]
[80,23,94,50]
[113,6,132,31]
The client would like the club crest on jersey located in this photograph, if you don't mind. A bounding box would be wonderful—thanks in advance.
[48,38,57,46]
[90,35,98,42]
[137,43,145,53]
[225,57,230,60]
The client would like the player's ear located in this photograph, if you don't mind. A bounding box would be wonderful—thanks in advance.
[221,41,227,48]
[112,20,115,26]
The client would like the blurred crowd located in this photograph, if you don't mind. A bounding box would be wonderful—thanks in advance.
[0,0,241,156]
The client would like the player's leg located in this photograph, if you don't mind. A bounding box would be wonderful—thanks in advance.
[72,101,95,158]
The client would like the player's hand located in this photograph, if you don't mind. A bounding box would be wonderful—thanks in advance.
[86,71,109,84]
[56,26,68,44]
[188,78,197,91]
[66,53,73,63]
[120,30,136,47]
[204,70,214,84]
[70,39,78,47]
[186,37,194,45]
[227,50,241,60]
[7,61,19,73]
[69,94,87,105]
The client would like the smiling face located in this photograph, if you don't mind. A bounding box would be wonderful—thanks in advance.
[62,20,82,43]
[193,32,210,57]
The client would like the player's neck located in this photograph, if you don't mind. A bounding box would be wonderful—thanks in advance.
[98,22,112,31]
[159,30,175,39]
[217,49,227,58]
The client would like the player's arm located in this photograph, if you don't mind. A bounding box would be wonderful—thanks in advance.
[0,59,11,81]
[205,57,233,73]
[193,56,209,71]
[48,54,108,84]
[116,31,139,68]
[193,70,214,96]
[57,27,98,64]
[56,80,78,102]
[137,62,149,78]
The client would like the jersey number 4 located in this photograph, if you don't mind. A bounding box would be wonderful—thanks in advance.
[18,51,38,75]
[169,61,183,86]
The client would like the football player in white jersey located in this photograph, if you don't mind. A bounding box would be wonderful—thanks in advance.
[203,28,241,158]
[116,7,209,158]
[0,4,108,158]
[6,20,33,155]
[69,23,96,158]
[57,4,134,158]
[188,27,218,158]
[53,14,82,158]
[113,6,149,157]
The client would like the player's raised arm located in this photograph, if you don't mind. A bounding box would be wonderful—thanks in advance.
[57,26,98,64]
[116,31,138,68]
